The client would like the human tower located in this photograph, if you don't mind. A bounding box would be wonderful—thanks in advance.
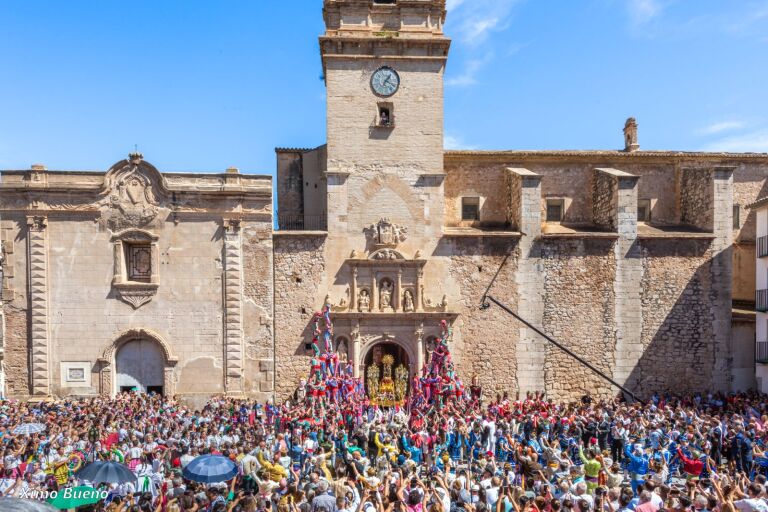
[301,304,467,411]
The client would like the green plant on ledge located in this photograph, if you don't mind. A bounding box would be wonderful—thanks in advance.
[373,31,399,38]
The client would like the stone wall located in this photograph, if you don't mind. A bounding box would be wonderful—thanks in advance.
[446,237,519,395]
[592,171,618,230]
[541,239,617,399]
[241,223,276,399]
[273,235,327,398]
[680,168,714,230]
[633,239,714,393]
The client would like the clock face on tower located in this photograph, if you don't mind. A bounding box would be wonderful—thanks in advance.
[371,66,400,97]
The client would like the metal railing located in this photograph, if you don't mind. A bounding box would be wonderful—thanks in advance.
[759,236,768,257]
[757,341,768,364]
[757,289,768,312]
[276,213,327,231]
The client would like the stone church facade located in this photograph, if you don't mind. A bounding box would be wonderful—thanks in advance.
[2,0,768,401]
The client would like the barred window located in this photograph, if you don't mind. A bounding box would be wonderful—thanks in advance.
[461,197,480,221]
[546,199,564,222]
[125,244,152,282]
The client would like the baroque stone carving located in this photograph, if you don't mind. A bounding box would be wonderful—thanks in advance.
[358,289,371,312]
[380,279,393,310]
[371,248,404,260]
[403,289,415,312]
[365,218,407,247]
[101,153,162,230]
[116,286,157,309]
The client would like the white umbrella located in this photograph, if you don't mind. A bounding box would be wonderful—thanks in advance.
[12,423,46,435]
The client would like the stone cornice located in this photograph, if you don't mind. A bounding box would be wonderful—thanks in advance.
[0,169,272,198]
[445,149,768,163]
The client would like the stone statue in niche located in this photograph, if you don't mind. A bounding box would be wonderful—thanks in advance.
[403,289,415,312]
[336,337,349,360]
[380,280,393,310]
[358,289,370,312]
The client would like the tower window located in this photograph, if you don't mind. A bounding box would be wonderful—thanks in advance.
[379,107,391,126]
[461,197,480,221]
[376,102,394,128]
[638,199,651,223]
[546,199,564,223]
[734,204,741,229]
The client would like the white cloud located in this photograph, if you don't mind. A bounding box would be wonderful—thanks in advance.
[444,133,477,150]
[445,57,489,87]
[627,0,662,25]
[703,130,768,153]
[446,0,467,11]
[696,120,745,135]
[446,0,520,45]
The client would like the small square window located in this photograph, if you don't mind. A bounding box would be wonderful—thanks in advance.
[125,243,152,282]
[733,204,741,229]
[546,199,564,223]
[376,102,394,128]
[461,197,480,221]
[638,199,651,223]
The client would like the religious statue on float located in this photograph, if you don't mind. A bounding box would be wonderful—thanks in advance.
[375,354,397,406]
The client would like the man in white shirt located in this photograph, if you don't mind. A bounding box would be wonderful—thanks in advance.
[734,483,768,512]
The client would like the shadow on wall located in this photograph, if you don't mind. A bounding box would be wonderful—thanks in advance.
[624,238,724,397]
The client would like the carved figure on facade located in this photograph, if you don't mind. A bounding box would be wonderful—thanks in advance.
[357,289,371,312]
[371,248,404,260]
[403,289,415,312]
[380,279,393,310]
[365,218,407,247]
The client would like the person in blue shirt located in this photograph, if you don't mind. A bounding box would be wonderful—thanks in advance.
[624,442,649,495]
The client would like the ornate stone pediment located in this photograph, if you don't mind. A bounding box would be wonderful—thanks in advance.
[100,153,165,231]
[364,218,407,248]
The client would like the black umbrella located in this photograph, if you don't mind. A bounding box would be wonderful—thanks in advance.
[76,461,137,484]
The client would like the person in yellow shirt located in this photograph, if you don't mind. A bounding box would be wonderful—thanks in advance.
[257,449,288,482]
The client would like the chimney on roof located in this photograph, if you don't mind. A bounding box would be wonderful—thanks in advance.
[624,117,639,152]
[226,167,239,174]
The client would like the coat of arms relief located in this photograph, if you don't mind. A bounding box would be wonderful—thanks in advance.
[101,153,162,231]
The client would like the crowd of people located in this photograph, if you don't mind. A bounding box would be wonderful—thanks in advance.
[1,312,768,512]
[1,390,768,512]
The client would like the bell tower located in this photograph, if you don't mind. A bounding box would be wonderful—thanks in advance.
[321,0,450,175]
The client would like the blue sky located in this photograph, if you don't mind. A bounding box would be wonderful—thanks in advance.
[1,0,767,175]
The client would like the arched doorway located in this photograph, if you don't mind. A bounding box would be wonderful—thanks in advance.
[363,342,410,406]
[115,338,166,395]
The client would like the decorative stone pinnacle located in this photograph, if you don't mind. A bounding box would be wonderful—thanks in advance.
[623,117,639,152]
[129,151,144,164]
[31,164,47,171]
[226,167,240,174]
